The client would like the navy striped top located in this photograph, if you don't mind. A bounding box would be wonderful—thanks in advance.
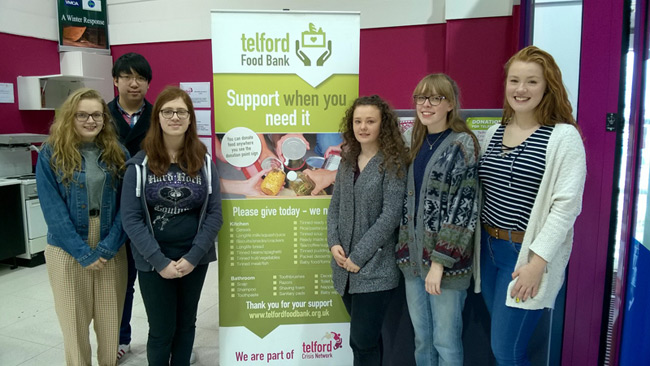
[478,125,553,231]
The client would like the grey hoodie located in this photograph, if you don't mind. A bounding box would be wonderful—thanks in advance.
[121,150,222,272]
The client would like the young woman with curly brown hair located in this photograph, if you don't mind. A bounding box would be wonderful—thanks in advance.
[327,95,408,365]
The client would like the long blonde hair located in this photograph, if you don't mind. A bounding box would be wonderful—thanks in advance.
[46,88,126,185]
[409,74,478,162]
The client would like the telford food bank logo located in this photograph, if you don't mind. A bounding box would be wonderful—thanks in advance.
[301,331,343,360]
[296,23,331,67]
[239,23,332,67]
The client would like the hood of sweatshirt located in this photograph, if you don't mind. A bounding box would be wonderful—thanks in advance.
[125,150,147,168]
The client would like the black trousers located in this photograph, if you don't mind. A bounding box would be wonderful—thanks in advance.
[119,240,137,345]
[342,287,395,366]
[138,264,208,366]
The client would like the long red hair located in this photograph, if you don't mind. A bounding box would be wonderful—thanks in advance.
[143,86,206,176]
[502,46,579,131]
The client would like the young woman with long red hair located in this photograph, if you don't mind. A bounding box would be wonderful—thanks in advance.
[121,86,222,365]
[476,46,587,366]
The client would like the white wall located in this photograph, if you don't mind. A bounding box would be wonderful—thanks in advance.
[533,0,583,119]
[0,0,58,40]
[447,0,514,20]
[0,0,517,45]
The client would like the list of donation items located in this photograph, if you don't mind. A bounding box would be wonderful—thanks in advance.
[219,199,348,338]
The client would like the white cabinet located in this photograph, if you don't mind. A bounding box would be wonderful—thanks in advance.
[16,51,114,111]
[17,75,97,110]
[60,52,114,103]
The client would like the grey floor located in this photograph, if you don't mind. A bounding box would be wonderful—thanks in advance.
[0,261,219,366]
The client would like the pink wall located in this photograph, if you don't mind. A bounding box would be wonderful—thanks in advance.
[110,39,214,107]
[0,9,520,137]
[0,33,59,134]
[445,13,519,109]
[358,23,447,108]
[360,12,519,110]
[562,0,624,364]
[0,5,619,363]
[117,16,518,112]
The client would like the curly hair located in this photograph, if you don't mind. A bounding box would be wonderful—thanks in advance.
[409,74,478,162]
[339,95,408,177]
[143,86,207,177]
[46,88,125,185]
[502,46,579,130]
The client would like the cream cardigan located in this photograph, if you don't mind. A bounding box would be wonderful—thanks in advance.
[473,123,587,310]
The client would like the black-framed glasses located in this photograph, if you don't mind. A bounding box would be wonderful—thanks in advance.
[413,95,446,106]
[160,109,190,119]
[118,75,148,84]
[75,112,105,122]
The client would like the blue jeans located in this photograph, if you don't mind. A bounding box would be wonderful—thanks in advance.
[480,228,543,366]
[404,276,466,366]
[314,133,343,156]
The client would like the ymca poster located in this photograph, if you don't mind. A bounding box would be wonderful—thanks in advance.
[57,0,109,52]
[211,10,359,365]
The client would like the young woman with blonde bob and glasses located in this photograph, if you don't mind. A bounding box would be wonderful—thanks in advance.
[396,74,479,366]
[36,88,129,365]
[476,46,587,366]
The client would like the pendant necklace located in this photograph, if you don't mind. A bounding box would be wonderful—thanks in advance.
[426,130,446,150]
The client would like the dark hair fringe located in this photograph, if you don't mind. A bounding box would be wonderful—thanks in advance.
[112,52,153,82]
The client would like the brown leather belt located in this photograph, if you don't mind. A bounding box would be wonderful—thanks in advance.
[483,224,525,243]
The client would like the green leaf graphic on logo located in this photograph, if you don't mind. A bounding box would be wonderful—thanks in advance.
[297,23,331,67]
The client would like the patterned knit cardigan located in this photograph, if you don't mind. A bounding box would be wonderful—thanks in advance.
[396,130,479,290]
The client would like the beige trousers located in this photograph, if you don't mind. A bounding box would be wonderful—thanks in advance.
[46,216,127,366]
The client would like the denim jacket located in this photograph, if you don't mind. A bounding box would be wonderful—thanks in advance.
[35,143,129,267]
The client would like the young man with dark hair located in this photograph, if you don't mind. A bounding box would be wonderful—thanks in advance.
[108,52,153,156]
[108,52,152,362]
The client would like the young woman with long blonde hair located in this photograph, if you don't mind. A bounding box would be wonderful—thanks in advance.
[36,88,128,365]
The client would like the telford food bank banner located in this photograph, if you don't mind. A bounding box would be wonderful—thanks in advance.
[211,10,359,366]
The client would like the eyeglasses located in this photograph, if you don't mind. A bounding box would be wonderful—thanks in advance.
[75,112,105,122]
[118,75,148,84]
[413,95,446,106]
[160,109,190,119]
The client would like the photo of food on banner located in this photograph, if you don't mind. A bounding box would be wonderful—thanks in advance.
[215,130,342,198]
